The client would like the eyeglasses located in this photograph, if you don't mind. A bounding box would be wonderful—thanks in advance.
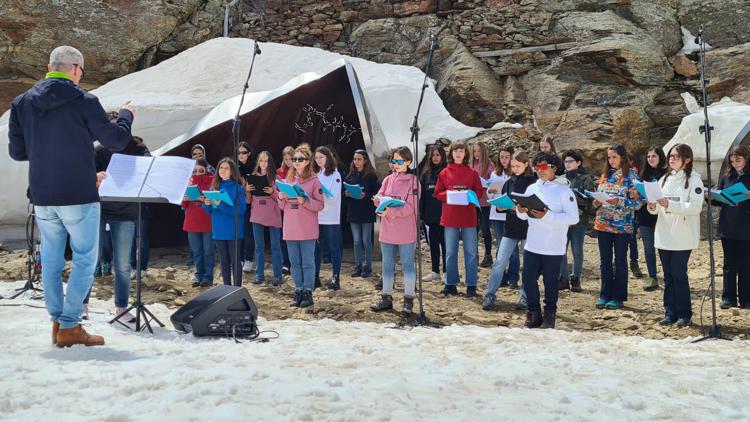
[563,159,577,164]
[193,169,206,175]
[390,159,406,165]
[238,150,249,155]
[73,63,84,76]
[291,157,308,163]
[668,155,681,160]
[534,163,555,171]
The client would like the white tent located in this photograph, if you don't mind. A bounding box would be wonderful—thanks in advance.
[0,38,493,226]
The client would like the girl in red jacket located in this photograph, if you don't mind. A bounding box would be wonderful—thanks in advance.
[183,158,215,287]
[435,140,484,297]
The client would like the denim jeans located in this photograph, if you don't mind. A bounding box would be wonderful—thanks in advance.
[490,220,520,283]
[281,238,291,268]
[721,238,750,306]
[350,222,373,270]
[253,224,282,281]
[129,204,150,271]
[659,249,692,320]
[99,226,112,266]
[486,236,522,297]
[381,242,416,297]
[187,231,214,283]
[315,224,342,277]
[242,208,255,262]
[629,224,639,262]
[445,226,478,286]
[102,219,136,307]
[35,203,100,329]
[639,225,657,278]
[560,225,586,280]
[597,230,630,302]
[477,206,492,256]
[426,223,446,274]
[522,250,564,313]
[287,239,316,291]
[216,239,242,286]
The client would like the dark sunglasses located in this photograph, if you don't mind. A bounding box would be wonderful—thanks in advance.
[238,150,249,155]
[390,159,406,165]
[193,169,206,175]
[291,157,308,163]
[534,163,555,171]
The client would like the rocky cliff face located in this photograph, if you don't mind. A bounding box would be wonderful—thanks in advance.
[2,0,749,162]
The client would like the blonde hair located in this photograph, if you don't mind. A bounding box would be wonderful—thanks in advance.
[286,144,314,182]
[280,146,295,172]
[472,142,491,178]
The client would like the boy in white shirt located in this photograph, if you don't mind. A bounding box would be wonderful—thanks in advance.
[516,152,579,328]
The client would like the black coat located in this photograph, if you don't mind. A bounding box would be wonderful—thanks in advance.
[345,170,380,223]
[8,77,133,206]
[713,171,750,241]
[420,166,444,226]
[636,168,667,228]
[502,174,537,240]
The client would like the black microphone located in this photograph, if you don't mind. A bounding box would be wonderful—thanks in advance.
[694,25,703,45]
[254,41,262,55]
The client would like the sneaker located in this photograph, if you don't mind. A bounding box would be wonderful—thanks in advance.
[191,280,202,288]
[251,278,264,285]
[659,316,677,326]
[422,272,440,282]
[81,304,89,320]
[130,270,136,280]
[605,300,623,310]
[595,298,607,309]
[361,266,372,278]
[290,291,302,307]
[328,274,341,291]
[441,285,458,296]
[720,298,736,309]
[402,297,414,315]
[102,262,112,276]
[508,282,519,290]
[271,278,282,287]
[630,261,644,278]
[242,261,254,273]
[466,286,477,298]
[299,290,314,308]
[94,265,102,278]
[643,277,659,291]
[115,307,136,323]
[676,317,692,327]
[370,294,393,312]
[282,266,291,276]
[482,294,496,311]
[351,266,362,278]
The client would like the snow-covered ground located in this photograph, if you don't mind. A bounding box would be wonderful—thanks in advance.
[1,280,748,421]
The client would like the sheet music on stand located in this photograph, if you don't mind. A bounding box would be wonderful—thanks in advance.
[99,153,195,204]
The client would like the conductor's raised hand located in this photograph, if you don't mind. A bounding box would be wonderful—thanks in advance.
[121,100,135,117]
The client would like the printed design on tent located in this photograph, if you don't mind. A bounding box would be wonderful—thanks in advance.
[294,103,361,144]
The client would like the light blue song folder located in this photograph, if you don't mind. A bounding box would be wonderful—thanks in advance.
[203,190,233,206]
[343,183,363,199]
[466,190,481,207]
[488,194,516,209]
[375,198,405,214]
[711,182,749,205]
[185,185,201,201]
[321,184,334,198]
[275,180,310,200]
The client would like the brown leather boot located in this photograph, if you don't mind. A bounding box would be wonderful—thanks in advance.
[52,322,60,345]
[56,325,105,347]
[558,277,570,291]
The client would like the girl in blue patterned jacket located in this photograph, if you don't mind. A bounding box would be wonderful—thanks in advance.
[592,144,641,310]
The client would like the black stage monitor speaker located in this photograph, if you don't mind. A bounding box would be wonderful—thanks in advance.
[171,285,258,337]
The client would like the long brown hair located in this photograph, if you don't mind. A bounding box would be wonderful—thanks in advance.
[512,150,533,177]
[663,143,694,189]
[287,144,314,182]
[447,140,471,166]
[472,142,491,178]
[211,157,242,190]
[494,146,514,177]
[253,151,277,186]
[540,135,557,154]
[726,145,750,176]
[601,144,631,182]
[313,145,337,176]
[347,149,375,179]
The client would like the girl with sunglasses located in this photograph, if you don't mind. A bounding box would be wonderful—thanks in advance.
[345,149,380,278]
[247,151,284,286]
[183,158,215,287]
[237,142,256,275]
[370,146,420,314]
[419,145,447,283]
[592,144,641,310]
[313,146,343,290]
[203,157,247,287]
[279,145,325,308]
[472,142,496,268]
[647,143,704,327]
[435,140,484,297]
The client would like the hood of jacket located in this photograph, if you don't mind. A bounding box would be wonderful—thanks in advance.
[28,78,84,113]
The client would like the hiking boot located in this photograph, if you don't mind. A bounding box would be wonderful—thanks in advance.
[290,290,302,307]
[643,277,659,291]
[56,325,105,347]
[558,277,570,291]
[570,276,582,292]
[479,255,493,268]
[299,290,314,308]
[52,322,60,345]
[482,294,496,311]
[328,274,341,291]
[720,298,736,309]
[370,294,393,312]
[524,310,543,328]
[675,317,691,327]
[630,261,644,278]
[402,297,414,315]
[441,284,458,296]
[541,310,556,329]
[361,266,372,278]
[351,265,362,278]
[466,286,477,298]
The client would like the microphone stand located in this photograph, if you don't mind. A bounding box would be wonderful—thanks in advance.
[10,204,43,300]
[406,35,441,328]
[692,27,730,342]
[231,40,261,286]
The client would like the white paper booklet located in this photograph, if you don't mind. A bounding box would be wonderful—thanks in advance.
[447,190,469,205]
[99,153,195,205]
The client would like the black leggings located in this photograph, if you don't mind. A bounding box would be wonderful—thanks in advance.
[426,224,446,274]
[477,206,492,256]
[216,239,242,286]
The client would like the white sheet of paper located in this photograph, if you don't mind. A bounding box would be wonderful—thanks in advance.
[643,181,664,202]
[99,154,195,205]
[447,190,469,205]
[588,191,614,204]
[487,181,505,195]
